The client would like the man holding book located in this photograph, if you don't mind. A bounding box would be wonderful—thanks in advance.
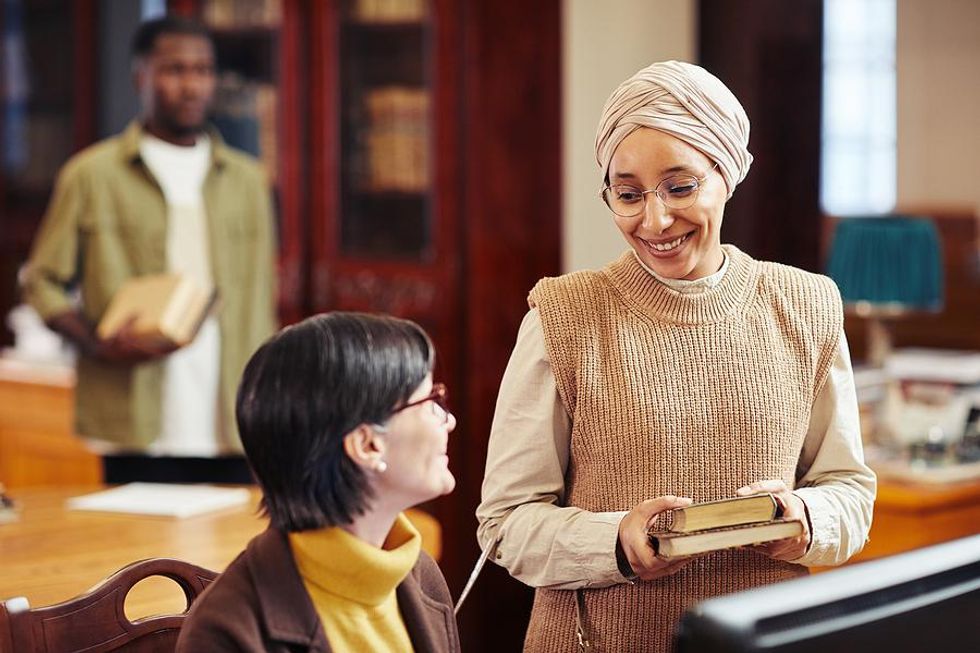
[22,16,276,483]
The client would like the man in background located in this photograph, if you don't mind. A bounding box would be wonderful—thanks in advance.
[22,16,277,483]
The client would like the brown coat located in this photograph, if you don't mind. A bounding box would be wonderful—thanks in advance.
[176,528,460,652]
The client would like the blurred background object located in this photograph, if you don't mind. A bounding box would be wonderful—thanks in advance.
[827,215,943,367]
[4,302,73,366]
[870,348,980,484]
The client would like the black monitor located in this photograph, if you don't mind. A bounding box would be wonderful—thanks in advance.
[676,534,980,652]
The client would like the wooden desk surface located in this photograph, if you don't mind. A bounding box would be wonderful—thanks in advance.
[849,475,980,563]
[0,485,267,618]
[0,485,442,619]
[875,476,980,512]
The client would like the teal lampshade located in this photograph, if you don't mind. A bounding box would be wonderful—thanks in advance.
[827,216,943,313]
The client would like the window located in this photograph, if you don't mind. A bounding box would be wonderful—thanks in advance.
[821,0,896,216]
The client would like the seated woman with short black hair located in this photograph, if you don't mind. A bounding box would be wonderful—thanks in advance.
[178,312,460,653]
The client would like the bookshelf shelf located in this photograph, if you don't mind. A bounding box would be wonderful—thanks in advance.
[209,24,278,36]
[348,189,428,200]
[344,19,426,30]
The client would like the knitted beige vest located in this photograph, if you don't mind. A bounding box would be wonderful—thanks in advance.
[525,245,842,653]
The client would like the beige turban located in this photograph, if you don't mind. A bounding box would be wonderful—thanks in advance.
[594,60,752,199]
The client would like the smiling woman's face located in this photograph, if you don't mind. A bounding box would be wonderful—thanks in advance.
[607,127,727,280]
[375,374,456,509]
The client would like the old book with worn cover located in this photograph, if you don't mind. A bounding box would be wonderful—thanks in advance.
[96,274,216,348]
[649,518,804,559]
[670,493,780,533]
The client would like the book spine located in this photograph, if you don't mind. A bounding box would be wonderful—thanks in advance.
[159,279,195,345]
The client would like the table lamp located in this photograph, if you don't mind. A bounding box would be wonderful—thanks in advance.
[827,216,943,367]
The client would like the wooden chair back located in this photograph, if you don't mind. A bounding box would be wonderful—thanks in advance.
[0,558,217,653]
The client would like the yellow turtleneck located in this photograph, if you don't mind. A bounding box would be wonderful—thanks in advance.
[289,513,422,653]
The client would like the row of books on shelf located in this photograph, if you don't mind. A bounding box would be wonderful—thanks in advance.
[203,0,429,27]
[350,0,428,24]
[211,74,278,184]
[357,86,430,193]
[203,0,281,28]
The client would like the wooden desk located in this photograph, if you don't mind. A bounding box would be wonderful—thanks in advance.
[0,359,100,488]
[850,476,980,562]
[0,486,441,619]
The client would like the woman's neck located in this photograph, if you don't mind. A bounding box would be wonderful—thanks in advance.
[342,505,401,548]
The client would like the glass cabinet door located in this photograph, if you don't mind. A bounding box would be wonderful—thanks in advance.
[198,0,282,184]
[193,0,306,323]
[0,0,92,345]
[1,0,82,230]
[339,0,433,261]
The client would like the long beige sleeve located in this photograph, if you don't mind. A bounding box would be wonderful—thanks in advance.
[792,332,877,567]
[477,309,876,587]
[476,310,628,589]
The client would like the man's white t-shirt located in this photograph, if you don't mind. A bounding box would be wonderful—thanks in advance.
[138,133,224,456]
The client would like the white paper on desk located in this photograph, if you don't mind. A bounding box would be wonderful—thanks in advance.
[67,483,251,518]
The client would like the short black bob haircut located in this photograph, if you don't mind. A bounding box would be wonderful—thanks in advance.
[236,311,434,532]
[131,15,214,61]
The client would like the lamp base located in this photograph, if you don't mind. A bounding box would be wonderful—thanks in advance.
[866,317,893,368]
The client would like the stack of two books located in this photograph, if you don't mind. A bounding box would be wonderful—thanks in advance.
[648,493,804,560]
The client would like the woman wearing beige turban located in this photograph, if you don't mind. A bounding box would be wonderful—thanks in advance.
[476,61,876,652]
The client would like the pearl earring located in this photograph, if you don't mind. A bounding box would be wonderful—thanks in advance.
[375,460,387,473]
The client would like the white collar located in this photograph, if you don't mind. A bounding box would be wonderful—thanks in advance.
[631,249,729,294]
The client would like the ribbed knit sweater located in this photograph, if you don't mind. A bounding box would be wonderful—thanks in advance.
[525,245,842,652]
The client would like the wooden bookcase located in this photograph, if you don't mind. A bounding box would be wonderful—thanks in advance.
[2,1,561,649]
[0,0,96,348]
[171,7,562,645]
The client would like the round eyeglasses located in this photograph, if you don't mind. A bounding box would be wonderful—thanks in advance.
[600,163,719,217]
[384,382,452,427]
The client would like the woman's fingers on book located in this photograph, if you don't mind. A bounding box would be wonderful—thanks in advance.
[625,526,692,580]
[620,496,694,579]
[771,492,811,560]
[743,484,811,561]
[736,479,788,497]
[751,532,807,561]
[638,495,694,528]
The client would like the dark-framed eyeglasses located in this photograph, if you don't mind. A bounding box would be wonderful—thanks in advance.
[599,163,719,217]
[383,382,452,427]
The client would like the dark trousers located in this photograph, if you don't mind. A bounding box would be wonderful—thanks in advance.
[102,454,255,485]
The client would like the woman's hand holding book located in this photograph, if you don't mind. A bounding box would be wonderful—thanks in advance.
[736,480,811,561]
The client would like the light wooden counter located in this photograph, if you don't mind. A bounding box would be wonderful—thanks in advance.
[849,475,980,562]
[0,359,100,488]
[0,486,441,620]
[0,485,267,618]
